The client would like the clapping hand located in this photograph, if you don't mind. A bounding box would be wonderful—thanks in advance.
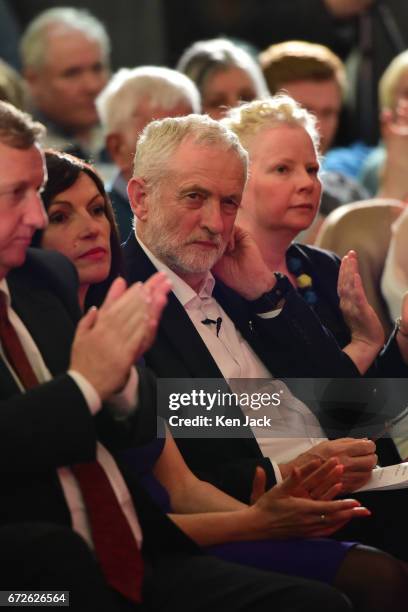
[70,272,171,400]
[338,250,385,372]
[250,458,370,539]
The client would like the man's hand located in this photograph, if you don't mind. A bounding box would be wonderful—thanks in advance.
[212,226,275,300]
[70,273,171,400]
[251,458,344,505]
[250,460,370,539]
[279,438,377,492]
[338,250,385,373]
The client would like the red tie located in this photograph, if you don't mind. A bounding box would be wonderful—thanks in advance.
[0,290,143,602]
[0,291,38,389]
[71,462,144,603]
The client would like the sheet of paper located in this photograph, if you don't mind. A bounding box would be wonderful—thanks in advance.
[356,462,408,492]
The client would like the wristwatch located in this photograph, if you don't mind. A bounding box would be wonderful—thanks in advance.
[250,272,292,314]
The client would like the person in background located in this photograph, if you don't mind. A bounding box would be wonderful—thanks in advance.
[259,40,369,242]
[176,37,269,120]
[0,58,26,109]
[20,7,110,165]
[360,50,408,199]
[96,66,200,242]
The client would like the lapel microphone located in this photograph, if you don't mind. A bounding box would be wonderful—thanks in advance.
[201,317,222,337]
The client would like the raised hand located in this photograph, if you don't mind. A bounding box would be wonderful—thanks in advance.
[212,225,275,300]
[70,274,170,400]
[338,250,385,372]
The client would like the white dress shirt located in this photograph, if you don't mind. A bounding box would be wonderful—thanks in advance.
[0,278,142,549]
[137,236,327,478]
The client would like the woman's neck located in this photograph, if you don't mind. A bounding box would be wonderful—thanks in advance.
[240,213,295,275]
[78,284,89,311]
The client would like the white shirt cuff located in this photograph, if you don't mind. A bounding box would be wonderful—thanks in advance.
[68,370,101,415]
[257,308,283,320]
[271,460,283,484]
[108,365,139,418]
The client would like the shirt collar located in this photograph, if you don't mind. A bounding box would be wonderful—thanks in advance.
[135,233,215,308]
[0,279,10,305]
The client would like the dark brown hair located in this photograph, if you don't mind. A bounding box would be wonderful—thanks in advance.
[32,149,123,308]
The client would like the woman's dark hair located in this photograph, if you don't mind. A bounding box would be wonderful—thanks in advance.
[32,149,123,308]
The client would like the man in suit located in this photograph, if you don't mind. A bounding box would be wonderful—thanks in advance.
[124,112,408,560]
[0,102,353,611]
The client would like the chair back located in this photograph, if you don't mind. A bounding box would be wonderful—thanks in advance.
[315,198,405,333]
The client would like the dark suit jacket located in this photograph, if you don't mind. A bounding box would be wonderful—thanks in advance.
[0,249,198,561]
[107,184,133,245]
[123,235,375,500]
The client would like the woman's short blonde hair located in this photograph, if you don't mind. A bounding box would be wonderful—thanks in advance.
[222,94,320,154]
[379,50,408,111]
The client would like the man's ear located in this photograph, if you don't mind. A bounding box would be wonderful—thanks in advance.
[128,177,149,221]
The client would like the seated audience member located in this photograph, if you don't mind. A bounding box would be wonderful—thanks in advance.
[360,50,408,199]
[176,37,269,120]
[0,100,361,612]
[123,112,408,560]
[223,95,379,355]
[20,7,110,164]
[0,58,26,108]
[31,149,408,611]
[259,40,368,240]
[223,97,408,463]
[96,66,200,242]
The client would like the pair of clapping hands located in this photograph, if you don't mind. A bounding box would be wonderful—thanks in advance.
[250,456,371,539]
[70,272,171,401]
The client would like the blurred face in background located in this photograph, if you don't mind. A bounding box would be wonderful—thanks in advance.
[279,78,341,153]
[107,98,194,181]
[202,66,257,119]
[26,29,109,136]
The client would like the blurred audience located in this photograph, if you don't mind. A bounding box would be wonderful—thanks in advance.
[20,7,110,164]
[259,40,368,236]
[176,38,268,120]
[96,66,200,242]
[360,50,408,199]
[0,57,26,108]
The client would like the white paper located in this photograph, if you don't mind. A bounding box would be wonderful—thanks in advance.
[356,462,408,492]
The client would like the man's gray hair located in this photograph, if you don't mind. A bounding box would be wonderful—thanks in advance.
[134,113,248,187]
[20,7,111,70]
[96,66,201,135]
[0,100,45,149]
